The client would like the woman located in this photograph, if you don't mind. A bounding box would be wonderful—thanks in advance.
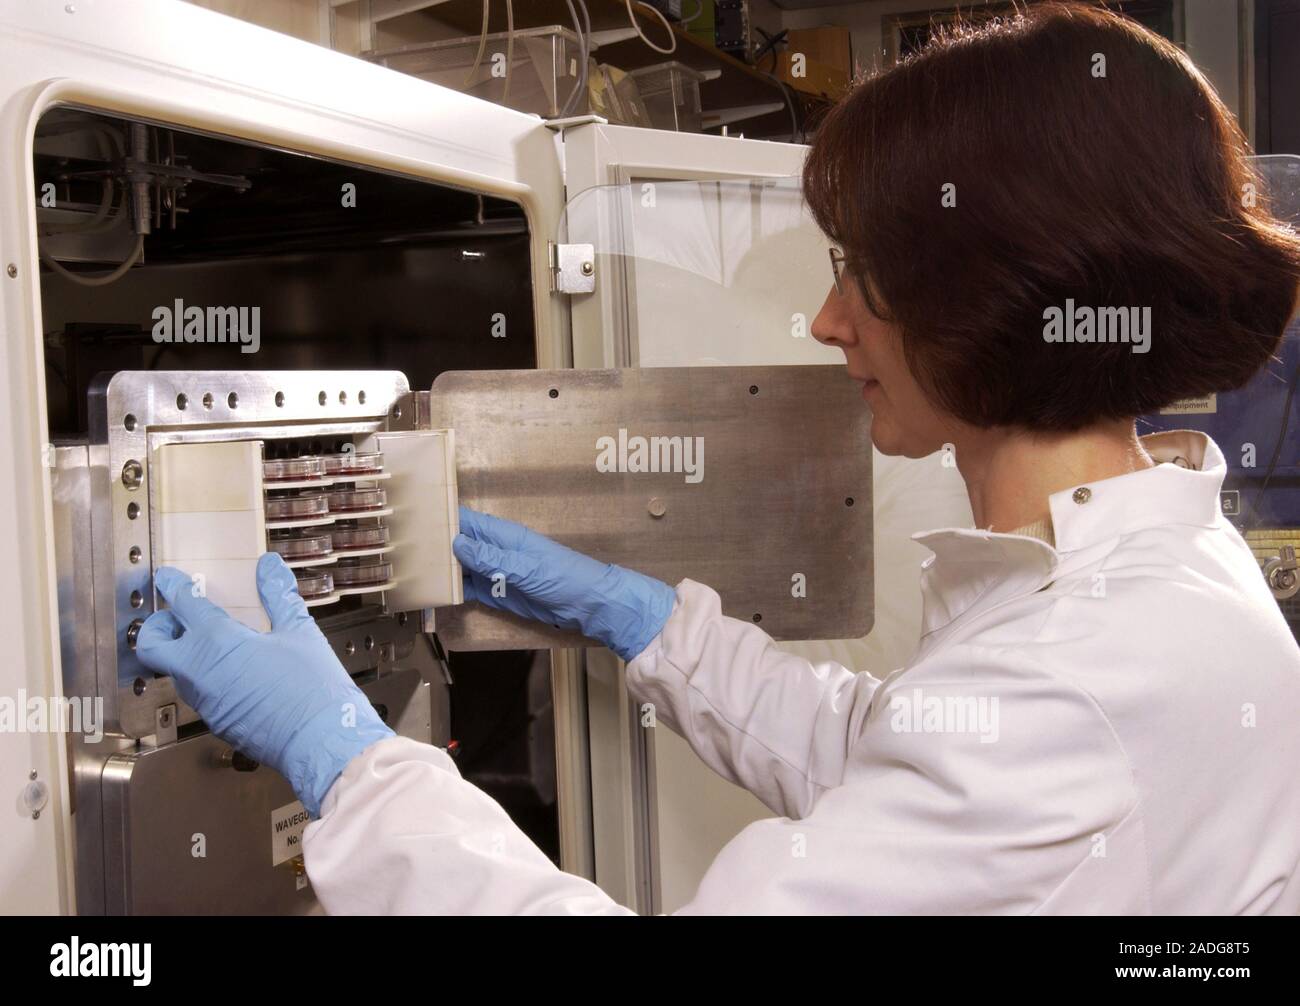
[139,2,1300,913]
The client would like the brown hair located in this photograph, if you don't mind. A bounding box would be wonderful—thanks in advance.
[802,1,1300,431]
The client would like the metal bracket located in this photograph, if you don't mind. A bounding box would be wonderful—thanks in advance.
[154,704,178,746]
[544,114,609,131]
[549,241,596,294]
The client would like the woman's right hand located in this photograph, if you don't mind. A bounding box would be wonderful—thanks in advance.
[452,506,677,661]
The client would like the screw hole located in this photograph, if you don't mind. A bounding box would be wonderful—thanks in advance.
[749,385,759,395]
[176,393,188,411]
[227,392,238,409]
[318,391,327,406]
[132,677,147,696]
[548,388,559,399]
[358,390,367,405]
[123,414,137,432]
[202,392,214,409]
[274,391,285,408]
[127,502,140,520]
[129,590,143,609]
[339,390,348,405]
[845,497,855,507]
[751,613,762,623]
[128,546,142,564]
[364,635,375,651]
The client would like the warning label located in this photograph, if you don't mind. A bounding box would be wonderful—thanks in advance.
[1159,394,1217,415]
[271,799,310,866]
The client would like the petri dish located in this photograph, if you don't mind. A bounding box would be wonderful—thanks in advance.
[293,568,335,600]
[265,491,330,520]
[322,451,384,476]
[263,457,326,482]
[326,487,386,513]
[331,520,390,551]
[268,530,333,561]
[333,558,393,588]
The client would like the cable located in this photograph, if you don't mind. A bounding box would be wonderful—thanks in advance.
[40,234,144,287]
[559,0,590,117]
[1250,359,1300,529]
[464,0,490,88]
[627,0,677,55]
[502,0,514,102]
[681,0,703,25]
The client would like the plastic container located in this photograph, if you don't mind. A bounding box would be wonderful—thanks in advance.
[326,487,386,513]
[627,61,707,133]
[263,457,326,482]
[331,520,390,551]
[293,568,335,600]
[322,451,384,476]
[333,557,393,588]
[364,26,595,118]
[268,530,333,561]
[265,491,330,520]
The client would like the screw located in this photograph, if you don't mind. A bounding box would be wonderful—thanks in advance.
[29,769,37,781]
[647,498,667,518]
[121,459,143,489]
[6,264,17,278]
[581,260,594,276]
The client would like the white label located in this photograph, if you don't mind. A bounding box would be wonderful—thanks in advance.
[271,800,310,866]
[1159,394,1217,415]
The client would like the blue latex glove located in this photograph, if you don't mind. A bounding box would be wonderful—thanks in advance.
[135,552,394,817]
[452,506,677,661]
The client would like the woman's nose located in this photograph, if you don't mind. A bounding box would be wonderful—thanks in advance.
[811,287,856,348]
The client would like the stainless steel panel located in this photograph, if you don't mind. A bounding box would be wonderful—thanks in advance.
[99,667,440,915]
[430,365,873,650]
[88,370,410,738]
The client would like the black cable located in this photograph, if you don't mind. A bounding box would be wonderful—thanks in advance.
[1250,359,1300,529]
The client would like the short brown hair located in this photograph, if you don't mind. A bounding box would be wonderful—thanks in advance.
[802,1,1300,431]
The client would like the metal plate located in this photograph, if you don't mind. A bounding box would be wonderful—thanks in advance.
[430,365,873,650]
[98,667,438,915]
[89,370,411,738]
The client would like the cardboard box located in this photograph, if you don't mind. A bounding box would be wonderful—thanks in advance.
[775,51,850,100]
[787,26,853,78]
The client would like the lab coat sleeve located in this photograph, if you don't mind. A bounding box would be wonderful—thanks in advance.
[302,736,634,915]
[677,642,1143,915]
[625,579,884,820]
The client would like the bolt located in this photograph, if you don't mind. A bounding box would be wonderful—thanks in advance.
[580,260,594,276]
[121,459,143,489]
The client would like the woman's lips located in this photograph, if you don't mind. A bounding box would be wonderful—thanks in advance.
[851,376,881,399]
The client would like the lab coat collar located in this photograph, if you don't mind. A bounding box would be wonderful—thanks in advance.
[910,430,1227,641]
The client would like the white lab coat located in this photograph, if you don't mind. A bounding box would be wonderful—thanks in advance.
[302,431,1300,914]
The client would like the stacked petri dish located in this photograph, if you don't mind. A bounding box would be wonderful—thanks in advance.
[263,446,395,607]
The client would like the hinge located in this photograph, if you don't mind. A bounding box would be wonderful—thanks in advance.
[549,241,596,295]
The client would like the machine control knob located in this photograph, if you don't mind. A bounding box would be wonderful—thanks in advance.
[218,748,261,772]
[1264,546,1300,601]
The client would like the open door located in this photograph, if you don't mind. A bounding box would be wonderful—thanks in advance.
[552,122,869,912]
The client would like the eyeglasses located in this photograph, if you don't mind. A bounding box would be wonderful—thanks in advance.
[829,246,849,296]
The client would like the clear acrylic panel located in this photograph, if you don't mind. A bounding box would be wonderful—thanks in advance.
[560,177,844,368]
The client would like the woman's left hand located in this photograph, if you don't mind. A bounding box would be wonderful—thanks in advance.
[135,552,394,816]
